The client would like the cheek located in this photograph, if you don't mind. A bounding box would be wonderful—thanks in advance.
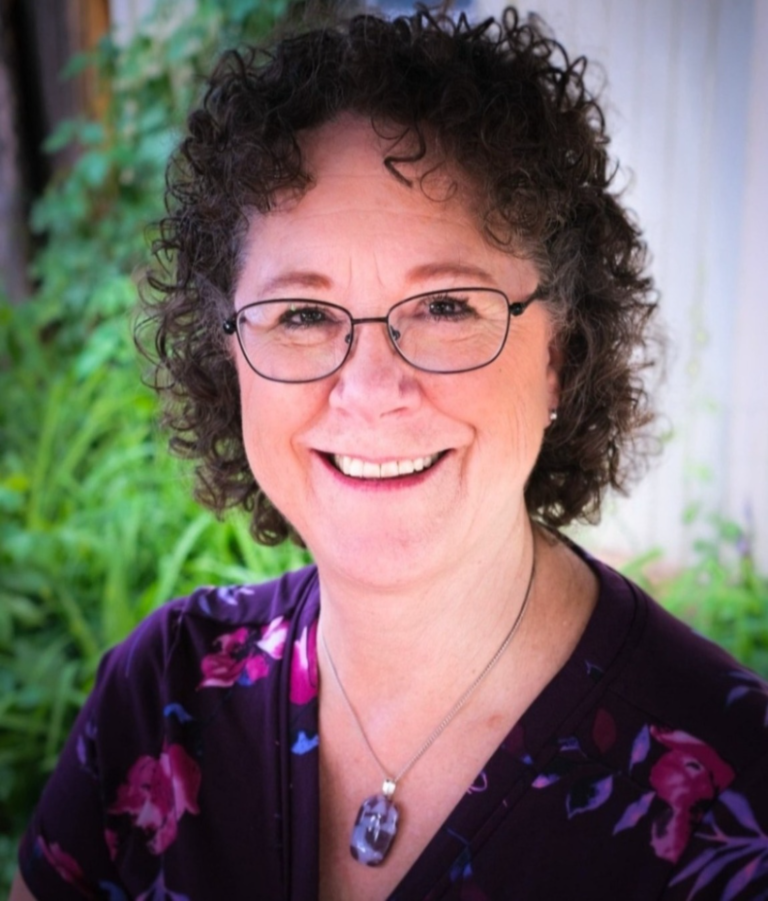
[237,370,292,481]
[236,367,324,494]
[475,354,552,439]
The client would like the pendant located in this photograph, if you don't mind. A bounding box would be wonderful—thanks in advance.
[349,779,399,866]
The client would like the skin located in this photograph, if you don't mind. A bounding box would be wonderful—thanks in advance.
[9,873,33,900]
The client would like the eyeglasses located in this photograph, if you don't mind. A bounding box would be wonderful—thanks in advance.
[223,285,545,383]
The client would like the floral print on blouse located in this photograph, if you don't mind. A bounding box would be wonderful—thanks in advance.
[19,552,768,900]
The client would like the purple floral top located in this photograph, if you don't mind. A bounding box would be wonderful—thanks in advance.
[19,553,768,900]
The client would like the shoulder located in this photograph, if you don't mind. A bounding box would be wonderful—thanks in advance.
[99,564,319,682]
[594,581,768,898]
[79,563,320,739]
[526,550,768,894]
[589,556,768,771]
[18,566,321,898]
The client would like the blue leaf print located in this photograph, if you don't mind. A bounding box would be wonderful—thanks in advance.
[448,847,473,883]
[532,755,578,789]
[77,720,99,777]
[721,789,764,835]
[723,858,767,901]
[629,724,651,773]
[532,771,561,789]
[198,596,212,616]
[291,731,319,755]
[558,736,582,754]
[566,774,613,819]
[217,586,241,607]
[446,830,474,883]
[727,686,751,705]
[613,791,655,835]
[586,661,604,681]
[727,670,768,725]
[163,703,194,723]
[669,790,768,898]
[99,883,129,901]
[672,846,747,896]
[467,771,488,794]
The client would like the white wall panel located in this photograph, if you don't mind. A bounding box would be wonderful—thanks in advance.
[476,0,766,568]
[726,0,768,570]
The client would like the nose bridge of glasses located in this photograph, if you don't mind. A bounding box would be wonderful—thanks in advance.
[346,313,402,346]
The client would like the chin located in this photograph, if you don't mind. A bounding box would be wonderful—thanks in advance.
[307,519,448,586]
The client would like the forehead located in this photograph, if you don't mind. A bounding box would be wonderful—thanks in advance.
[237,116,515,291]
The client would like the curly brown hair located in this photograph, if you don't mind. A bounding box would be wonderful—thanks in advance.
[141,6,659,545]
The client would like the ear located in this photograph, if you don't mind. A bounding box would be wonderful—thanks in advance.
[545,334,563,423]
[547,336,563,389]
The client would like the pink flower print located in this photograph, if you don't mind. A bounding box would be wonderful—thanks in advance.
[290,621,318,704]
[109,743,201,854]
[37,838,95,898]
[257,615,288,659]
[198,625,272,688]
[592,708,617,754]
[104,828,119,861]
[648,726,735,863]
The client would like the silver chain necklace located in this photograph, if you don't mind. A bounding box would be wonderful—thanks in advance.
[321,552,536,867]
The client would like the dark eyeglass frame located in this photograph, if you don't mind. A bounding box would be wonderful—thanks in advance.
[222,284,546,384]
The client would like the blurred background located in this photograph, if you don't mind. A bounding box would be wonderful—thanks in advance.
[1,0,766,890]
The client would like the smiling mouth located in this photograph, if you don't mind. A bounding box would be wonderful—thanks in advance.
[329,452,444,480]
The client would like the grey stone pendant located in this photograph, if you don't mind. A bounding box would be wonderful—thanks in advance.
[350,782,399,866]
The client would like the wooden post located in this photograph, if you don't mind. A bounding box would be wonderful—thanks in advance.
[0,0,31,301]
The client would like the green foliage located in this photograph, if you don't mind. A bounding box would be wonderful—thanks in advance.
[28,0,293,354]
[0,0,303,887]
[3,0,765,890]
[621,516,768,678]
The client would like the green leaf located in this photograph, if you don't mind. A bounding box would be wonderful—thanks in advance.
[77,149,111,187]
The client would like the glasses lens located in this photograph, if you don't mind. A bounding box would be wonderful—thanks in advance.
[390,289,510,373]
[236,300,351,382]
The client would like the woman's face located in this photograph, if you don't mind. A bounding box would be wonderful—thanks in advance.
[232,117,560,588]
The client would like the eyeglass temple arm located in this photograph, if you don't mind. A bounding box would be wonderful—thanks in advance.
[509,285,548,317]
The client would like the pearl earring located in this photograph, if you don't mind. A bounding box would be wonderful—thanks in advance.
[549,409,558,423]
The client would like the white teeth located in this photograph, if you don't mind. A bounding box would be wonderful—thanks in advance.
[332,453,441,479]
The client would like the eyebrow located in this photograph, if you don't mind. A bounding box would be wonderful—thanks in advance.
[256,262,496,296]
[258,271,333,295]
[406,262,496,284]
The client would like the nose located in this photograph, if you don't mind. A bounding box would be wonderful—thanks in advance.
[328,317,419,418]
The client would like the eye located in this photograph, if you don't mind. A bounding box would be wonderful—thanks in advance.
[277,304,336,329]
[425,294,477,320]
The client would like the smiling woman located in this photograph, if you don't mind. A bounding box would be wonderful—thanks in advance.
[12,7,768,901]
[230,116,556,592]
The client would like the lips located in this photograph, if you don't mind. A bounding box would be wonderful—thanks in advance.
[330,452,443,480]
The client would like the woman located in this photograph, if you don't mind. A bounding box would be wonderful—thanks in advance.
[14,8,768,901]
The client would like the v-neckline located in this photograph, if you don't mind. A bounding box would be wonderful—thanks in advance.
[294,551,641,900]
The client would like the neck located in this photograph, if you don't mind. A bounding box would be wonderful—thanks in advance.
[316,512,536,704]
